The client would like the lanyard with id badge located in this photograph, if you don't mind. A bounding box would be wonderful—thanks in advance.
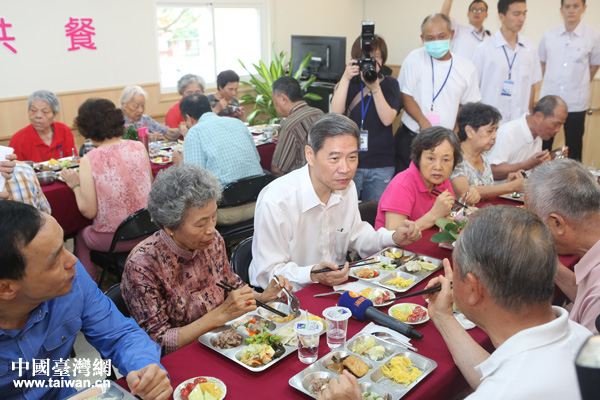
[425,56,453,125]
[501,46,517,97]
[359,82,373,151]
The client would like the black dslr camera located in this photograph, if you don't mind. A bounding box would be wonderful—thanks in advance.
[353,20,378,84]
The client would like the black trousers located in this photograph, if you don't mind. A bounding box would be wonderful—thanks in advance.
[394,124,418,174]
[542,111,587,161]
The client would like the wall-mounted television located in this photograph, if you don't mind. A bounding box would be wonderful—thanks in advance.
[290,35,346,82]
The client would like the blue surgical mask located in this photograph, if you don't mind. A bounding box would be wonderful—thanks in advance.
[425,39,451,59]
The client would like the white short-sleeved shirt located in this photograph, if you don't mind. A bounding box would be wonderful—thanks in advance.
[487,113,540,184]
[248,165,395,292]
[450,18,490,60]
[472,31,542,124]
[466,307,591,400]
[399,47,481,133]
[539,23,600,112]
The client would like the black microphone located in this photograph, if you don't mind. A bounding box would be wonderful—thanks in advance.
[339,291,423,340]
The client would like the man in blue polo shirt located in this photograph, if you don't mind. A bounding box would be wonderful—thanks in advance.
[0,201,172,400]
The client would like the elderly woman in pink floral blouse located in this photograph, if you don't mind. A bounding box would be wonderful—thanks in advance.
[121,164,291,355]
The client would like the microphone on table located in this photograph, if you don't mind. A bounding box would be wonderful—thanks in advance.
[339,291,423,340]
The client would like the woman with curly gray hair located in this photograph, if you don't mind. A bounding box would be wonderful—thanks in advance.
[121,163,291,355]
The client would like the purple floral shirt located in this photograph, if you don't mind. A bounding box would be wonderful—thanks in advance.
[121,229,244,355]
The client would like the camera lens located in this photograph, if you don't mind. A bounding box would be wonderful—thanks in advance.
[361,63,377,83]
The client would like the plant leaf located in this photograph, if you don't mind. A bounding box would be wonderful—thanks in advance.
[435,218,453,230]
[304,93,322,101]
[431,231,456,243]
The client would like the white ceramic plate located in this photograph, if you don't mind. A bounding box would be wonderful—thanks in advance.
[388,303,430,325]
[151,157,172,165]
[173,376,227,400]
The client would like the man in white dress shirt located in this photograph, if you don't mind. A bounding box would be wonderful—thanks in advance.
[538,0,600,161]
[471,0,542,124]
[318,205,591,400]
[441,0,491,59]
[249,113,421,292]
[396,13,481,172]
[488,95,567,183]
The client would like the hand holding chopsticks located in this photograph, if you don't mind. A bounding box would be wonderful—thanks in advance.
[311,257,378,274]
[216,280,288,318]
[431,187,467,210]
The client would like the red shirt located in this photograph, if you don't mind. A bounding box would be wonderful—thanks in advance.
[165,100,183,128]
[9,122,77,162]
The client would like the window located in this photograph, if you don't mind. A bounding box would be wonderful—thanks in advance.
[156,2,265,93]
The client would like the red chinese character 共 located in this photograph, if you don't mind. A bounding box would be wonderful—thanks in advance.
[0,18,17,54]
[65,17,97,51]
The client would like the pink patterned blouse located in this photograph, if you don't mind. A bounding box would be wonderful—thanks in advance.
[121,229,245,355]
[86,140,151,232]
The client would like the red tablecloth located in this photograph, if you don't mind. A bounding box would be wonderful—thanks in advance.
[115,196,580,399]
[41,181,91,237]
[150,142,277,177]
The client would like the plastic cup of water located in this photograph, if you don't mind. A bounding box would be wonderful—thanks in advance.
[293,320,323,364]
[323,306,351,349]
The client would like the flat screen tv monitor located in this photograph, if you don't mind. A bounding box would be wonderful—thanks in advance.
[291,35,346,82]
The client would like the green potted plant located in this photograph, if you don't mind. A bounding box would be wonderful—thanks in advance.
[239,50,322,125]
[123,125,139,141]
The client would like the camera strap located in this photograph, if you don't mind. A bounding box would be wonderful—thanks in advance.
[360,82,373,129]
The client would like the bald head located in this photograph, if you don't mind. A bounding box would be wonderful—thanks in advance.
[421,13,453,36]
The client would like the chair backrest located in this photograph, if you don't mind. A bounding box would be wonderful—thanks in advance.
[104,283,130,317]
[230,236,253,284]
[219,174,275,208]
[358,200,379,228]
[108,207,160,252]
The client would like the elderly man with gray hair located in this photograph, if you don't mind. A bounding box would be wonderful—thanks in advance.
[525,159,600,334]
[396,12,481,172]
[249,113,422,292]
[319,205,591,400]
[489,95,569,184]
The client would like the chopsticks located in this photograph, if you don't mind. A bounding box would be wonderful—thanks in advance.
[431,188,467,210]
[383,283,452,304]
[311,257,378,274]
[216,280,288,318]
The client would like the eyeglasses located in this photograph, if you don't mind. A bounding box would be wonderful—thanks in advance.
[470,8,486,13]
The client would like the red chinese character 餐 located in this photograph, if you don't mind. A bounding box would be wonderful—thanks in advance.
[65,17,97,51]
[0,18,17,54]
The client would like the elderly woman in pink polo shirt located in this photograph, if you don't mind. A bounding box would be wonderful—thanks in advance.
[375,127,479,231]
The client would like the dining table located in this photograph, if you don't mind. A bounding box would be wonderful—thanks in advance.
[41,180,91,237]
[113,196,580,400]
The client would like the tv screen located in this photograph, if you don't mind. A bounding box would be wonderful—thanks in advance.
[290,35,346,82]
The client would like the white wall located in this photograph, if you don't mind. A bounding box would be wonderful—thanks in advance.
[1,0,598,99]
[368,0,600,65]
[0,0,158,98]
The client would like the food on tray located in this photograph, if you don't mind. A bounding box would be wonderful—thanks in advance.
[372,261,396,270]
[234,317,269,336]
[152,156,171,163]
[244,330,281,345]
[180,377,223,400]
[326,355,370,378]
[355,268,379,279]
[381,356,423,387]
[214,328,243,349]
[391,304,428,323]
[363,392,384,400]
[351,336,386,361]
[239,343,283,368]
[384,276,414,289]
[359,287,392,305]
[343,355,370,378]
[265,312,296,323]
[276,325,299,346]
[403,260,438,273]
[384,250,402,259]
[310,377,331,394]
[47,158,59,166]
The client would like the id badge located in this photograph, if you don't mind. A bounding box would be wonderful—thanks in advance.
[359,130,369,152]
[501,80,514,97]
[424,111,440,125]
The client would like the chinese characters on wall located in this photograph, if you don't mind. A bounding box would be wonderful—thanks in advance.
[0,17,98,54]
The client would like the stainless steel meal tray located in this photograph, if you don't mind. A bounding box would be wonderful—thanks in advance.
[289,333,437,399]
[62,381,136,399]
[198,303,325,373]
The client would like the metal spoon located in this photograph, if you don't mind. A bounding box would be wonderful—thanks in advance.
[372,331,418,352]
[273,275,300,316]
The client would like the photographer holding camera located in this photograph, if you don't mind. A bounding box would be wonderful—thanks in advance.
[331,21,402,202]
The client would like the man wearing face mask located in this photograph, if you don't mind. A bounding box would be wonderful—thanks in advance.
[396,13,481,173]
